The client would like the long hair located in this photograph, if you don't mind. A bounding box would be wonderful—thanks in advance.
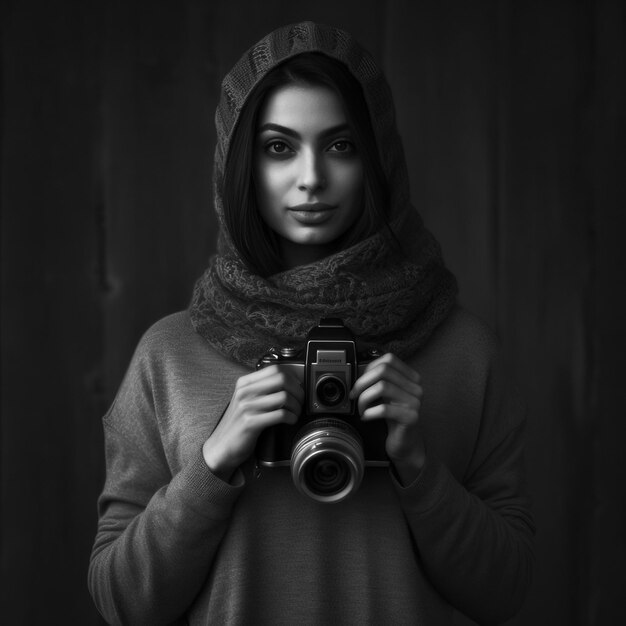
[223,52,391,277]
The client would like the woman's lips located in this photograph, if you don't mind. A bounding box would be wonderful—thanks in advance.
[288,203,337,224]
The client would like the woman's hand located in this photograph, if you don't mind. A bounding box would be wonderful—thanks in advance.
[203,365,304,482]
[350,353,425,486]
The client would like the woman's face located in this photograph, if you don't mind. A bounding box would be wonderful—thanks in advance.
[254,83,364,266]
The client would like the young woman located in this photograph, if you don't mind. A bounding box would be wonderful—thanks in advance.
[89,22,534,625]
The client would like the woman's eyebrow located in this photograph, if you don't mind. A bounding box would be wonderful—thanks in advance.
[257,122,350,140]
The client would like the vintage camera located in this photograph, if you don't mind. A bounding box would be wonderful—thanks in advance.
[256,318,388,504]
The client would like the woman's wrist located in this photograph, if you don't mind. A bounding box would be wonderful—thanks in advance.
[202,439,237,483]
[391,440,426,487]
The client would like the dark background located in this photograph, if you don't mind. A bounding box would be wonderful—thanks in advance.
[1,0,625,624]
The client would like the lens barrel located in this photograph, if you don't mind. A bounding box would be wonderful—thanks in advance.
[290,418,365,503]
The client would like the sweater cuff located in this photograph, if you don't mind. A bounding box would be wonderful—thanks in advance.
[391,449,452,515]
[175,446,246,519]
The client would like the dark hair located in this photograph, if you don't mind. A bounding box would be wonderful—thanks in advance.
[223,52,390,276]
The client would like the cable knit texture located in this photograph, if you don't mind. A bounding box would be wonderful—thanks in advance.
[189,21,457,366]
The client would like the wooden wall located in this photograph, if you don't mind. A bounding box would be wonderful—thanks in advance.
[1,0,624,623]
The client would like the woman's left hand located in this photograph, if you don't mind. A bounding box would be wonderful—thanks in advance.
[350,353,425,486]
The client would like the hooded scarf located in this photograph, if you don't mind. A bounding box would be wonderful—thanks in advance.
[189,21,457,366]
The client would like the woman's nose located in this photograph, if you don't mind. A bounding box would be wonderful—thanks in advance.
[297,150,326,192]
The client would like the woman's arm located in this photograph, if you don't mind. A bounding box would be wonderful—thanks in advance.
[393,424,535,625]
[88,420,244,626]
[352,352,534,624]
[88,340,303,626]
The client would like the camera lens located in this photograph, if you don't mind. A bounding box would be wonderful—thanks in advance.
[290,418,365,504]
[304,456,350,495]
[315,375,346,407]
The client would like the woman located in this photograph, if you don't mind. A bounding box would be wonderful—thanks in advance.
[89,22,534,625]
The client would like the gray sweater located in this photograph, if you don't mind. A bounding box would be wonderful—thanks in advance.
[88,308,534,625]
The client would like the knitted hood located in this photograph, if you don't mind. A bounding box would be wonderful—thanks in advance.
[213,21,410,237]
[190,22,457,366]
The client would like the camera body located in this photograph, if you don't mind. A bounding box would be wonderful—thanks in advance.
[256,318,388,503]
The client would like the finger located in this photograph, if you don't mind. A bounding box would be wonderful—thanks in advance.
[357,380,421,417]
[238,363,283,386]
[257,407,300,427]
[351,366,422,400]
[365,353,421,382]
[238,366,304,403]
[271,370,305,404]
[226,410,298,445]
[242,364,301,387]
[246,389,302,416]
[361,401,420,424]
[351,360,422,400]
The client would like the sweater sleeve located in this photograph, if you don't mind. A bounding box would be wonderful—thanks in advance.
[393,349,535,625]
[88,334,245,625]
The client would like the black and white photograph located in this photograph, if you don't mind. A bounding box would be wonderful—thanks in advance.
[1,1,624,624]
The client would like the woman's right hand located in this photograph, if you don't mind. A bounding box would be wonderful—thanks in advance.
[202,365,304,482]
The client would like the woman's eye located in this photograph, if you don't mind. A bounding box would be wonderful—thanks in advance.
[265,140,292,155]
[328,140,354,153]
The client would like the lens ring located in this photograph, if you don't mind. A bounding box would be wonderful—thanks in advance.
[290,419,365,504]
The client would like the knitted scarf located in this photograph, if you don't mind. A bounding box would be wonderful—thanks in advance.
[190,22,457,367]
